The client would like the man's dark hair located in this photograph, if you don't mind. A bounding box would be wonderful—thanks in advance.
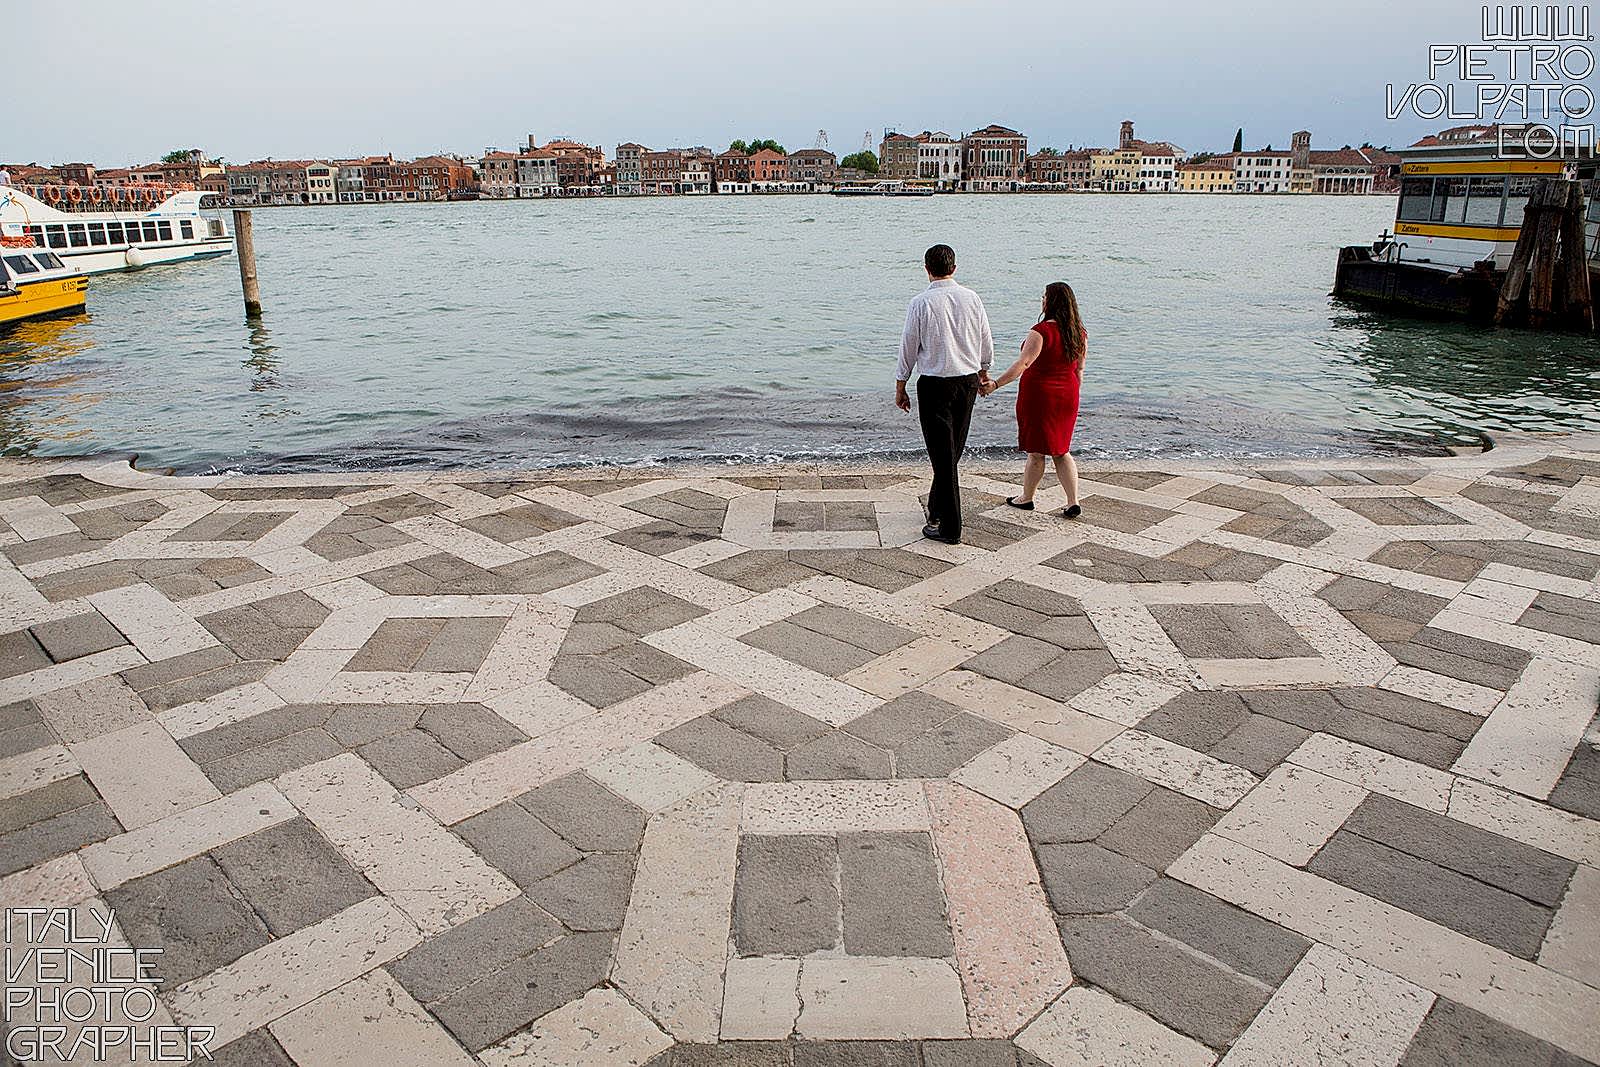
[924,244,956,278]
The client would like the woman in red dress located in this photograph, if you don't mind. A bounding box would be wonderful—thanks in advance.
[981,281,1085,517]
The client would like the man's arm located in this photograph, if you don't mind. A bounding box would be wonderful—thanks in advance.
[896,300,920,383]
[975,295,996,378]
[895,300,919,411]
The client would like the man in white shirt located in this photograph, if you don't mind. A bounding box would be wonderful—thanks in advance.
[896,244,994,544]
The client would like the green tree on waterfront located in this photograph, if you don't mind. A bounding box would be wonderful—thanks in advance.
[841,150,879,174]
[1232,128,1243,153]
[730,139,786,155]
[162,148,202,163]
[1035,147,1060,157]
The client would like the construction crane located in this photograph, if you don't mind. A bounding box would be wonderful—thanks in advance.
[862,131,873,153]
[814,130,828,151]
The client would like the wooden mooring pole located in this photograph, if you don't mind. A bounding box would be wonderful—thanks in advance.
[1494,179,1592,332]
[233,209,262,318]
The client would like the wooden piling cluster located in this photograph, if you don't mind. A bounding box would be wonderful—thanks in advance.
[1494,179,1593,332]
[233,209,262,319]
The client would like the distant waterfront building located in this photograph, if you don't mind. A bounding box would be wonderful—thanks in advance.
[714,150,751,193]
[748,148,788,186]
[478,151,519,199]
[1089,147,1139,191]
[1233,149,1295,193]
[681,153,714,194]
[879,132,919,180]
[614,143,647,195]
[1176,158,1235,193]
[962,125,1028,191]
[515,149,560,197]
[528,136,605,189]
[915,133,962,189]
[642,150,683,195]
[786,148,837,186]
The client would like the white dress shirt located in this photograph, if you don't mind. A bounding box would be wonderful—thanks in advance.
[896,278,996,382]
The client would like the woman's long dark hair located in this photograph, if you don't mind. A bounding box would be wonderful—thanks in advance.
[1041,281,1086,363]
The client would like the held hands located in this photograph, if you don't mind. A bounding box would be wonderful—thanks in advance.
[978,374,1000,398]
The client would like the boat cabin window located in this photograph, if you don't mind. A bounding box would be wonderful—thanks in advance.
[88,223,108,246]
[1398,178,1433,222]
[67,224,89,248]
[45,224,67,249]
[24,225,44,244]
[3,254,41,275]
[143,222,159,243]
[180,220,194,239]
[105,222,123,244]
[157,221,172,241]
[1399,174,1513,228]
[36,252,65,269]
[1504,176,1538,230]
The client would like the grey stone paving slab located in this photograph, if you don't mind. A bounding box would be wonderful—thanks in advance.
[518,772,646,853]
[525,851,636,932]
[659,713,786,782]
[388,894,564,1004]
[0,775,98,834]
[892,712,1011,778]
[790,605,919,656]
[211,817,376,937]
[714,695,832,751]
[359,728,468,790]
[1149,603,1316,660]
[206,729,346,793]
[492,550,606,593]
[29,611,127,663]
[743,621,876,676]
[649,1045,793,1067]
[844,692,960,749]
[1128,878,1311,985]
[1017,649,1118,702]
[701,550,822,593]
[1057,911,1274,1050]
[1519,591,1600,644]
[1140,692,1251,751]
[787,729,893,780]
[839,832,954,958]
[0,629,51,679]
[1309,830,1554,959]
[0,720,55,760]
[1022,761,1153,845]
[454,802,582,890]
[580,586,708,636]
[419,702,528,761]
[105,857,271,986]
[430,930,616,1051]
[206,1029,295,1067]
[792,1043,922,1067]
[323,703,425,747]
[1096,787,1220,871]
[961,635,1062,687]
[1342,794,1576,907]
[1399,997,1595,1067]
[0,792,120,876]
[548,652,657,708]
[1208,714,1311,777]
[1550,739,1600,821]
[734,834,840,956]
[1037,842,1158,914]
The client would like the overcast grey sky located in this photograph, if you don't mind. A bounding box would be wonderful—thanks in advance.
[7,0,1575,164]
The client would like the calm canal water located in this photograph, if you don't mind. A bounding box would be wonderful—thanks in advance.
[3,195,1599,472]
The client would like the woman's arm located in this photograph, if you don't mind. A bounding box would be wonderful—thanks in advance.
[983,330,1044,394]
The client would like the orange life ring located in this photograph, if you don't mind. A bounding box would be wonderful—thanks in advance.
[67,184,83,204]
[45,185,62,203]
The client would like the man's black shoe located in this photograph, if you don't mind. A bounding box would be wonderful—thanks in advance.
[922,524,961,545]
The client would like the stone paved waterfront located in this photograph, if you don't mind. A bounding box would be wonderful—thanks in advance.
[0,438,1597,1066]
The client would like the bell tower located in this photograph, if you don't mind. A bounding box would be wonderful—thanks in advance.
[1291,130,1311,169]
[1119,120,1135,149]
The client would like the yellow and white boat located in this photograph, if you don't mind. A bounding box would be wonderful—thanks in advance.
[1,246,88,327]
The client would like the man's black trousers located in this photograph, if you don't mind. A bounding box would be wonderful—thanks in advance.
[916,373,980,539]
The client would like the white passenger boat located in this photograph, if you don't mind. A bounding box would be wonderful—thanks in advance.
[0,186,232,276]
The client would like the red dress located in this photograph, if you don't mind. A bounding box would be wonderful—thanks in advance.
[1016,320,1083,456]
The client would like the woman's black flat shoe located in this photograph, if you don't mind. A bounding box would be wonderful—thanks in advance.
[1005,497,1035,511]
[1064,504,1082,519]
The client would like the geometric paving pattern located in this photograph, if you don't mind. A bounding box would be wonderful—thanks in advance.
[0,435,1597,1066]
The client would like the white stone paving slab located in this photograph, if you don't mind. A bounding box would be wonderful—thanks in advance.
[1538,863,1600,988]
[590,741,721,814]
[168,896,421,1050]
[69,720,219,830]
[479,987,673,1067]
[1454,659,1600,799]
[81,782,298,890]
[1220,945,1432,1067]
[613,784,744,1042]
[1016,985,1216,1067]
[720,956,802,1040]
[1287,733,1453,813]
[269,968,476,1067]
[795,957,968,1039]
[952,732,1085,809]
[1094,729,1258,809]
[87,583,217,661]
[1212,763,1369,866]
[1447,778,1600,867]
[742,780,931,834]
[279,753,519,935]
